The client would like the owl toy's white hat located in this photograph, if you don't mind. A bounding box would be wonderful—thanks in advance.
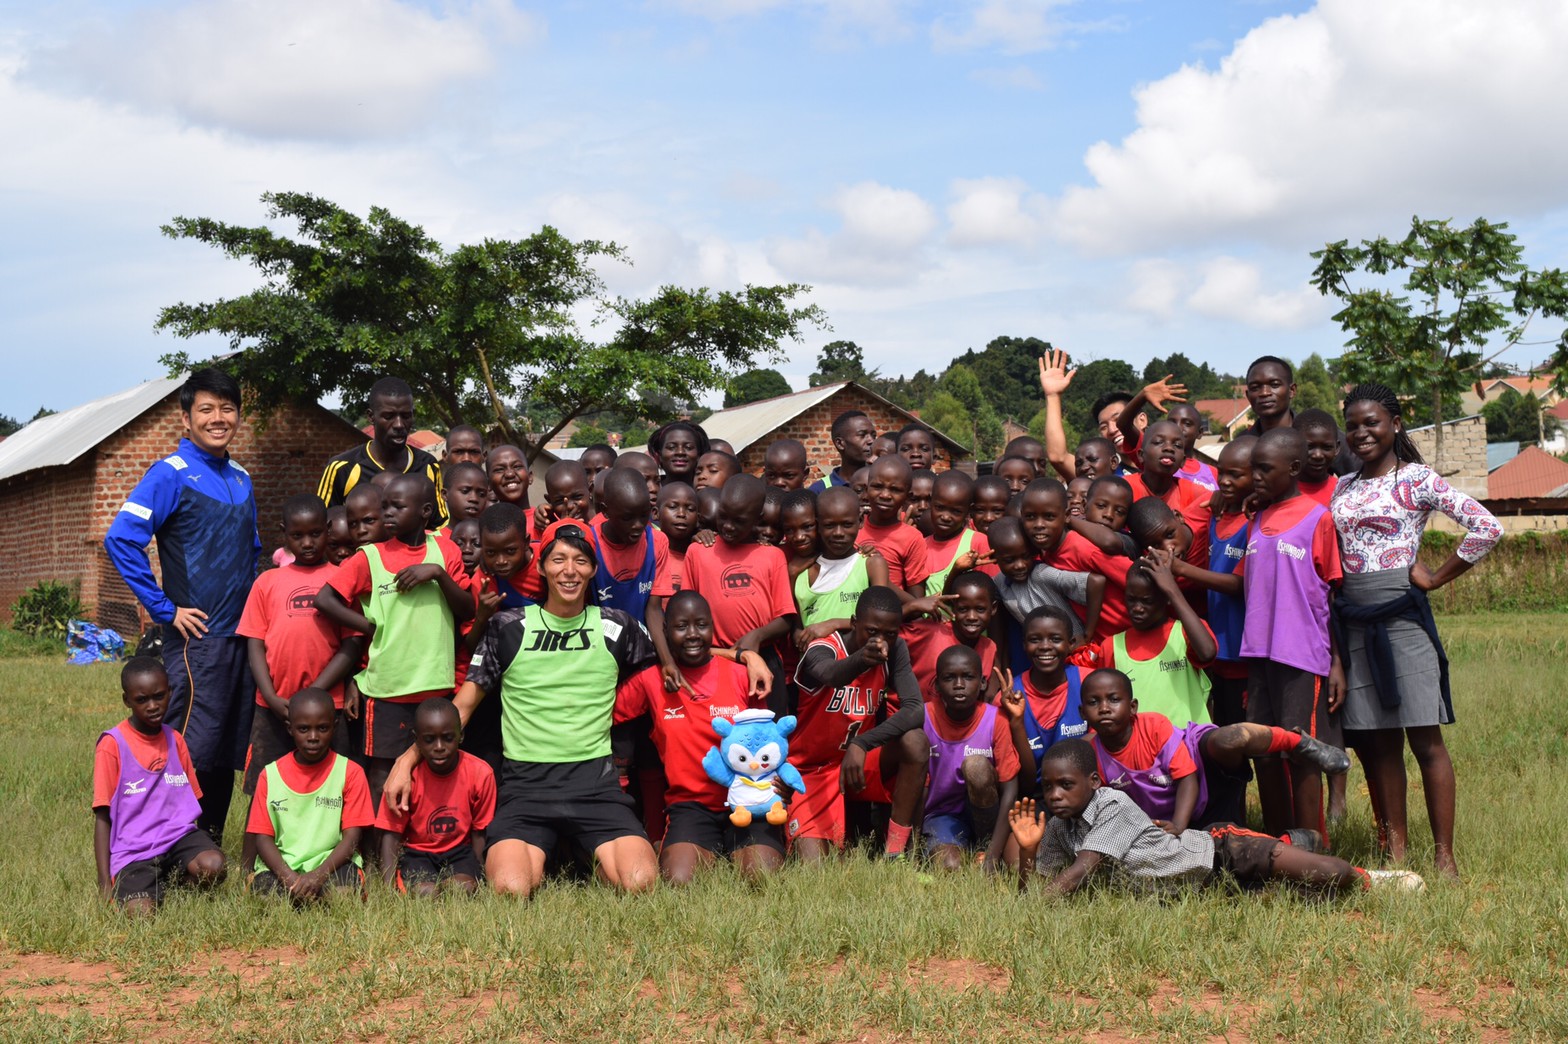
[732,709,775,725]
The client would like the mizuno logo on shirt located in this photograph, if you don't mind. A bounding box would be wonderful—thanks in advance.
[122,778,148,795]
[663,707,685,719]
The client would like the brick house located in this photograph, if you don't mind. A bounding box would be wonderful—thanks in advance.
[663,382,971,480]
[0,374,364,634]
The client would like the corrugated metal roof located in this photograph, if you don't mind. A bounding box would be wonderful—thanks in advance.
[663,381,972,458]
[1486,441,1521,472]
[0,374,185,484]
[1486,445,1568,499]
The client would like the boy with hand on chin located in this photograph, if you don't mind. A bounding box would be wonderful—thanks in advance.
[93,658,226,917]
[1009,739,1421,896]
[246,689,374,901]
[1021,478,1130,641]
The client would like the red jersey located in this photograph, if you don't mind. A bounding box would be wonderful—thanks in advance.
[1091,711,1198,777]
[902,617,997,699]
[327,535,469,604]
[925,700,1020,782]
[1019,669,1072,731]
[684,539,796,647]
[374,751,495,853]
[237,562,350,708]
[92,723,201,809]
[667,544,688,593]
[245,752,374,837]
[794,633,887,771]
[859,519,930,591]
[1126,473,1209,516]
[1044,530,1130,637]
[1299,476,1336,508]
[615,658,762,809]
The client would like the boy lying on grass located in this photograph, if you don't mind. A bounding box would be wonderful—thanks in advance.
[1010,739,1423,897]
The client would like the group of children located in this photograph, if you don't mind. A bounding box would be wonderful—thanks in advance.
[94,359,1428,912]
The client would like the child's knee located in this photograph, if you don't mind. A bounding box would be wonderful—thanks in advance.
[897,728,930,765]
[961,755,998,806]
[187,849,227,883]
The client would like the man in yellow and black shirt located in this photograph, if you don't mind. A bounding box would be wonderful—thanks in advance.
[318,377,448,529]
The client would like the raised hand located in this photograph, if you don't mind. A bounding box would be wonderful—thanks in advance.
[1038,349,1077,397]
[1141,374,1189,412]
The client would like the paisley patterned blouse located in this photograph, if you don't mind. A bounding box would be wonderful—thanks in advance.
[1330,463,1501,574]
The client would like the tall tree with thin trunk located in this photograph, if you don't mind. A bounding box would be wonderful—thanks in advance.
[1311,216,1568,472]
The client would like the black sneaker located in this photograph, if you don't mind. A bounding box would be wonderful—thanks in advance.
[1284,828,1324,853]
[1289,728,1351,775]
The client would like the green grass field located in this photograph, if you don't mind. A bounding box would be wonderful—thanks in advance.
[1,614,1563,1042]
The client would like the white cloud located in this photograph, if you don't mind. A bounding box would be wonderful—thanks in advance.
[1055,0,1568,254]
[768,181,938,285]
[1125,259,1185,322]
[945,176,1049,248]
[24,0,533,140]
[1186,257,1321,329]
[931,0,1076,55]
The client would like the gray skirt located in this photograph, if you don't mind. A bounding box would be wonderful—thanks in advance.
[1339,569,1452,731]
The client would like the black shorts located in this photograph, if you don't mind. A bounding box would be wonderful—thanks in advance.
[1208,823,1283,885]
[663,801,785,857]
[251,863,365,896]
[243,705,352,794]
[361,698,425,760]
[490,757,646,854]
[1245,661,1343,748]
[397,844,482,888]
[1193,734,1253,830]
[112,828,220,904]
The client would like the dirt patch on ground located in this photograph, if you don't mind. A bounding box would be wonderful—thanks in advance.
[903,956,1010,993]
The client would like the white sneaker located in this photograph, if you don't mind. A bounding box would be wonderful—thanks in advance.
[1365,869,1427,892]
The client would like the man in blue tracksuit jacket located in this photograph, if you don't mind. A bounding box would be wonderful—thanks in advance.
[104,368,260,841]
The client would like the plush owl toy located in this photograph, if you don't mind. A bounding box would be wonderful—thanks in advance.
[702,709,806,827]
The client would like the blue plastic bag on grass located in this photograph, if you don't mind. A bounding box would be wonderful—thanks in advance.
[67,620,124,665]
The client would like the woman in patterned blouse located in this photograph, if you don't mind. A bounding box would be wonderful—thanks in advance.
[1330,383,1500,879]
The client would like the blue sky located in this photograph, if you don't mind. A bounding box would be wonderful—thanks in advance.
[4,0,1568,420]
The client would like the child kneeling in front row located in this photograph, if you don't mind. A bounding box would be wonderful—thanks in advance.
[245,689,374,902]
[1010,739,1422,896]
[93,657,226,917]
[376,698,495,896]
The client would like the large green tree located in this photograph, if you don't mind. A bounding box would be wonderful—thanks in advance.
[157,192,824,463]
[935,364,1004,458]
[1311,216,1568,468]
[1140,352,1235,402]
[1058,358,1140,436]
[1292,353,1342,414]
[950,335,1053,423]
[809,340,871,386]
[1481,389,1560,446]
[724,368,792,407]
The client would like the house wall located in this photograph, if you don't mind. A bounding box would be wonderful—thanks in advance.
[1408,415,1488,500]
[735,387,966,480]
[0,458,97,628]
[1,394,362,632]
